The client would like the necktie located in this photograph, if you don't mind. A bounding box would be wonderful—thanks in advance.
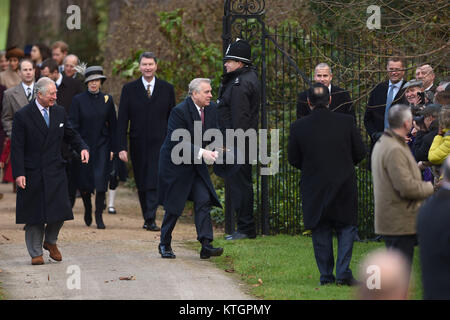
[200,107,204,126]
[27,87,32,101]
[43,108,50,127]
[147,84,151,98]
[384,84,395,129]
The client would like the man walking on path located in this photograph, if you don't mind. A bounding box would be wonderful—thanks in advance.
[11,77,89,265]
[118,52,175,232]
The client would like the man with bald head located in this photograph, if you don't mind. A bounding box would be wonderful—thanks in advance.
[357,249,410,300]
[415,64,436,94]
[63,54,80,80]
[296,63,355,120]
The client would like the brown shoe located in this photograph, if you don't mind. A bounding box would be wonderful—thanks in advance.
[31,255,44,265]
[43,242,62,261]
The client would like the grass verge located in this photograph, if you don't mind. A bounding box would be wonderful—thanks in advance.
[188,234,423,300]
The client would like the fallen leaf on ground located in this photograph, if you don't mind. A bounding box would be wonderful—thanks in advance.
[1,234,10,241]
[258,278,263,285]
[224,269,235,273]
[119,276,136,281]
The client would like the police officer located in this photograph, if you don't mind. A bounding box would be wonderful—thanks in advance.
[217,39,260,240]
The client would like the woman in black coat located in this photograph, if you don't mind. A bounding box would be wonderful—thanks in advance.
[69,66,117,229]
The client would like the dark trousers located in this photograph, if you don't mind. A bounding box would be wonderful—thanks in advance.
[138,189,158,222]
[81,190,106,213]
[160,176,213,245]
[311,220,357,283]
[225,163,255,235]
[383,235,416,269]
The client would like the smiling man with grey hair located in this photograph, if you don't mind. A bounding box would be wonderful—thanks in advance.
[371,104,434,282]
[11,76,89,265]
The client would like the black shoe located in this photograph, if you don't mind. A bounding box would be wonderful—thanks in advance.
[95,212,105,229]
[108,207,116,214]
[159,244,176,259]
[200,245,224,259]
[336,277,359,286]
[320,279,335,286]
[143,220,161,231]
[84,209,92,227]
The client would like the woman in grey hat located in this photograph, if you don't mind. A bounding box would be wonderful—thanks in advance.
[69,66,117,229]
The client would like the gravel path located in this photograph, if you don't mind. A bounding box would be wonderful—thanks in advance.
[0,183,252,300]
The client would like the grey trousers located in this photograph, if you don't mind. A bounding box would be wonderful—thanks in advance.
[25,222,64,258]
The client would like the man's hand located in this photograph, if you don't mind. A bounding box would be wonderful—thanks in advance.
[81,149,89,163]
[202,150,219,164]
[119,150,128,163]
[16,176,26,189]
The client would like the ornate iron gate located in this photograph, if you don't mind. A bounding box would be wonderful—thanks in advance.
[222,0,379,239]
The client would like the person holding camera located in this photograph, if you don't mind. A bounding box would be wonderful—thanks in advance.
[414,104,441,164]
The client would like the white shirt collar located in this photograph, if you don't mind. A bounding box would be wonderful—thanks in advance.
[425,84,433,91]
[142,76,155,90]
[21,82,34,92]
[35,99,49,112]
[55,73,63,87]
[194,102,203,115]
[389,79,403,88]
[328,84,332,94]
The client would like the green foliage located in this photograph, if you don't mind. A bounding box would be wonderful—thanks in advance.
[156,9,223,100]
[111,9,224,102]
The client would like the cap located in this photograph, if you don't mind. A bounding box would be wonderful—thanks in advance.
[419,103,441,117]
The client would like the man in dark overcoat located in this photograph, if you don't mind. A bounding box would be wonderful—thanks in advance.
[11,77,89,265]
[364,57,407,147]
[158,78,223,260]
[40,58,84,207]
[118,52,175,231]
[417,156,450,300]
[288,83,366,286]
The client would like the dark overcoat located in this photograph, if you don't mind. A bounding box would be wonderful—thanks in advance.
[11,102,88,224]
[117,77,175,191]
[158,97,221,216]
[364,80,406,143]
[288,108,366,230]
[69,91,117,192]
[296,84,355,120]
[417,188,450,300]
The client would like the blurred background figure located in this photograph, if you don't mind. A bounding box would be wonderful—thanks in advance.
[0,46,24,89]
[30,43,51,80]
[0,51,9,72]
[51,41,69,73]
[417,156,450,300]
[357,249,410,300]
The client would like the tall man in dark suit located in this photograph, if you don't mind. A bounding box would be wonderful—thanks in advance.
[296,63,355,120]
[288,83,366,286]
[40,58,84,207]
[158,78,223,259]
[364,57,407,146]
[118,52,176,231]
[417,156,450,300]
[11,77,89,265]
